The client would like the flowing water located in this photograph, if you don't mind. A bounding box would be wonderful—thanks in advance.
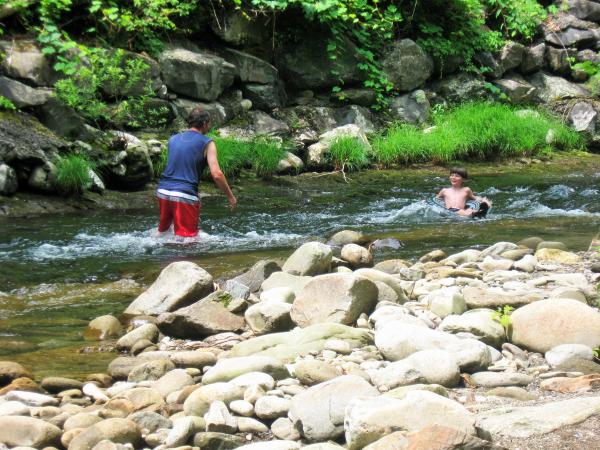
[1,163,599,378]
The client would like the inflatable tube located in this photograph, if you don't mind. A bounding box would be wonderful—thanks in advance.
[426,197,490,219]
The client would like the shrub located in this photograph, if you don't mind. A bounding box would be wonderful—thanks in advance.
[328,136,369,171]
[371,102,584,165]
[55,154,94,195]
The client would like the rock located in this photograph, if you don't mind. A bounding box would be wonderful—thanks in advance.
[375,322,491,372]
[373,259,410,274]
[293,360,340,386]
[0,40,54,86]
[28,161,57,193]
[353,268,408,303]
[261,272,312,297]
[510,298,600,352]
[0,361,32,386]
[193,431,246,448]
[245,302,294,335]
[328,230,368,247]
[340,244,373,269]
[115,386,164,410]
[116,323,159,351]
[276,151,304,174]
[498,42,525,73]
[227,323,373,362]
[159,48,235,101]
[0,416,61,447]
[157,297,245,339]
[67,418,141,450]
[345,391,476,450]
[202,356,287,384]
[85,315,123,340]
[476,396,600,438]
[568,101,597,134]
[222,48,277,84]
[520,43,545,74]
[545,344,595,368]
[127,411,172,434]
[288,375,379,442]
[204,401,237,434]
[442,249,481,265]
[546,26,597,48]
[271,417,300,441]
[282,242,332,276]
[0,163,18,195]
[469,372,533,388]
[370,349,461,389]
[389,89,431,124]
[513,255,537,272]
[527,72,590,102]
[152,368,194,398]
[362,431,409,450]
[243,82,287,111]
[307,124,371,167]
[439,309,505,347]
[461,287,541,309]
[425,288,467,318]
[235,441,301,450]
[254,395,291,419]
[382,39,433,91]
[5,390,58,406]
[170,351,217,369]
[260,287,295,304]
[0,401,30,417]
[234,260,281,293]
[183,383,245,417]
[406,424,506,450]
[549,286,587,303]
[384,384,449,399]
[430,72,490,104]
[565,0,600,20]
[124,262,214,316]
[0,76,51,108]
[291,273,378,327]
[40,377,83,393]
[485,386,537,401]
[493,77,539,104]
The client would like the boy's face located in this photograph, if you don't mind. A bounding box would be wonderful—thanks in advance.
[449,172,464,187]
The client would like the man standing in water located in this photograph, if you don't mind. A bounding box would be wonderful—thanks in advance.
[156,108,237,237]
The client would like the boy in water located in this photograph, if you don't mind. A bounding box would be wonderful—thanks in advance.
[436,167,491,217]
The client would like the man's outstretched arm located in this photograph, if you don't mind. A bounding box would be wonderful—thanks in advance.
[206,141,237,211]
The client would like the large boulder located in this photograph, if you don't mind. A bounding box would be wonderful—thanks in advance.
[243,82,287,111]
[381,39,433,92]
[430,72,490,104]
[565,0,600,21]
[222,48,278,84]
[0,163,18,195]
[233,259,281,293]
[245,301,294,335]
[545,27,598,48]
[124,261,214,316]
[105,132,154,190]
[0,76,52,108]
[568,101,597,134]
[439,309,506,348]
[344,391,476,450]
[389,89,430,124]
[527,72,590,102]
[227,323,373,362]
[211,9,269,48]
[157,294,245,339]
[261,271,312,297]
[0,39,55,86]
[183,382,245,417]
[35,97,91,140]
[493,76,539,104]
[158,48,236,101]
[520,43,546,74]
[0,416,61,447]
[291,273,378,327]
[510,298,600,352]
[277,32,363,89]
[282,242,332,276]
[288,375,379,442]
[67,418,141,450]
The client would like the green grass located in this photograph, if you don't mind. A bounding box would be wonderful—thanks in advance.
[371,102,584,166]
[153,147,168,179]
[0,96,16,111]
[55,154,94,195]
[210,137,284,178]
[328,136,369,171]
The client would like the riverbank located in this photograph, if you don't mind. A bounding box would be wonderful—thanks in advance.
[0,235,599,449]
[1,152,599,219]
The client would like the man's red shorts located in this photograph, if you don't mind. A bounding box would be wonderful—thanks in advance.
[157,190,200,237]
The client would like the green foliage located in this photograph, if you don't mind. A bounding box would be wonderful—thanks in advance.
[328,136,369,171]
[210,137,284,178]
[593,347,599,360]
[54,153,94,195]
[54,48,154,128]
[371,103,584,165]
[482,0,547,41]
[0,96,17,111]
[572,58,600,95]
[492,305,514,337]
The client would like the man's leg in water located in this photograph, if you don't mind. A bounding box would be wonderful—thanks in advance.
[172,201,200,237]
[157,198,174,233]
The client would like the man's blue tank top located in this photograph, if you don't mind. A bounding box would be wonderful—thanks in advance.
[157,130,210,196]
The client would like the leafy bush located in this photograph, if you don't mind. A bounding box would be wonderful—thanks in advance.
[54,153,94,195]
[482,0,547,41]
[328,136,369,171]
[0,96,17,110]
[371,102,584,165]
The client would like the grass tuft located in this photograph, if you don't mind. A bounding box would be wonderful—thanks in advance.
[328,136,369,171]
[210,137,284,178]
[55,154,94,195]
[372,102,584,166]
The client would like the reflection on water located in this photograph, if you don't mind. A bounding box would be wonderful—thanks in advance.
[1,167,599,377]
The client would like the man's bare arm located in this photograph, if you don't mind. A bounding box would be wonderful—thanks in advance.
[206,141,237,211]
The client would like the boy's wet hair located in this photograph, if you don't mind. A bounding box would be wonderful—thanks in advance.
[449,167,468,179]
[188,108,211,129]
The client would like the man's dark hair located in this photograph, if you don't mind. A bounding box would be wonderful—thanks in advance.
[449,167,468,179]
[187,108,211,129]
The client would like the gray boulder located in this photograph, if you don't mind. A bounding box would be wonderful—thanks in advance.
[127,358,175,382]
[245,301,294,335]
[35,97,91,140]
[116,323,159,351]
[510,298,600,352]
[439,309,506,348]
[0,163,18,195]
[494,77,539,104]
[222,48,278,84]
[381,39,433,91]
[105,133,154,190]
[183,382,245,417]
[528,72,590,102]
[545,46,572,75]
[125,261,214,316]
[389,89,431,124]
[249,110,290,136]
[233,259,281,293]
[243,82,287,111]
[0,40,54,86]
[520,43,546,74]
[345,391,476,450]
[282,242,332,276]
[568,101,596,134]
[159,48,236,101]
[0,76,52,108]
[545,27,598,48]
[291,273,378,327]
[565,0,600,21]
[430,72,490,104]
[498,42,525,73]
[288,375,379,442]
[545,343,595,367]
[261,272,312,297]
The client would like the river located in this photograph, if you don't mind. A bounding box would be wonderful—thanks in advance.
[1,161,599,378]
